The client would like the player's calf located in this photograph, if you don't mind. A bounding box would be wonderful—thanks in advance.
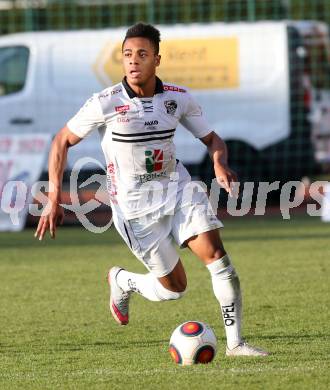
[115,268,186,302]
[206,255,270,356]
[206,254,242,349]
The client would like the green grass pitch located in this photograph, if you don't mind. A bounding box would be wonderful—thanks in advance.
[0,216,329,389]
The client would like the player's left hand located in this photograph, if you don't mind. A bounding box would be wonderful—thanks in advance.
[214,164,238,197]
[34,199,64,240]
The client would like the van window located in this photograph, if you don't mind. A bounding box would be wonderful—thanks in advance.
[0,46,29,96]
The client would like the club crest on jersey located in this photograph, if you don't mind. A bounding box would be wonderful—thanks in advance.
[164,100,177,115]
[115,104,130,116]
[145,149,164,173]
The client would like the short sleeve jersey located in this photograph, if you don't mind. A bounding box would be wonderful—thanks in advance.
[67,77,212,219]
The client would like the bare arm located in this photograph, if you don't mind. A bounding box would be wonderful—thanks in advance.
[200,131,237,196]
[35,126,82,240]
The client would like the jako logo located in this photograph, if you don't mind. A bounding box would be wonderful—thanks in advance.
[144,120,158,126]
[145,149,163,173]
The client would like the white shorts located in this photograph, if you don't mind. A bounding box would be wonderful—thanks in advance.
[112,185,223,278]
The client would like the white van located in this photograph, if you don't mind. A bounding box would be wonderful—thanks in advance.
[0,21,315,182]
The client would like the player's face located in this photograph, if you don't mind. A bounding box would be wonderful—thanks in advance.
[122,37,160,86]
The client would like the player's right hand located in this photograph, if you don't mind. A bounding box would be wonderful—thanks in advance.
[34,200,64,240]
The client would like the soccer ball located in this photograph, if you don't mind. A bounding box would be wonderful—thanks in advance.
[169,321,217,365]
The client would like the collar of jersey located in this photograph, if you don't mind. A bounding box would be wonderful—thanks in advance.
[122,76,164,99]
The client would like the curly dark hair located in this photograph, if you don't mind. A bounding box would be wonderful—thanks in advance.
[123,22,161,54]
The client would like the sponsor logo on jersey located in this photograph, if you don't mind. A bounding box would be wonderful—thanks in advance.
[115,105,130,116]
[138,170,167,183]
[144,120,158,126]
[99,88,121,98]
[164,100,178,115]
[145,149,163,173]
[163,85,186,93]
[107,162,118,203]
[111,88,122,95]
[117,117,130,123]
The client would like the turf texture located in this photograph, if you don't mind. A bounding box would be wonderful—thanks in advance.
[0,216,329,389]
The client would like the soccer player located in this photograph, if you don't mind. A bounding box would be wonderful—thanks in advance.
[35,23,269,356]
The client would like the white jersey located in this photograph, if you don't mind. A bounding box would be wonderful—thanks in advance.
[67,77,212,219]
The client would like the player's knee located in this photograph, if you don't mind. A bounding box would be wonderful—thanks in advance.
[159,259,187,293]
[206,247,227,264]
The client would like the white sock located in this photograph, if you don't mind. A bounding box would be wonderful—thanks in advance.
[116,270,185,302]
[207,255,242,349]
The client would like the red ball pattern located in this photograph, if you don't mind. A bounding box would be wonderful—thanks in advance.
[169,344,182,364]
[194,345,215,364]
[180,321,203,337]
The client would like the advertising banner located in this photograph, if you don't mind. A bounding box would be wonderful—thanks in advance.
[0,134,51,231]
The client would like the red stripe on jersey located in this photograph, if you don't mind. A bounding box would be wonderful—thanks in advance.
[153,149,164,171]
[163,85,186,93]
